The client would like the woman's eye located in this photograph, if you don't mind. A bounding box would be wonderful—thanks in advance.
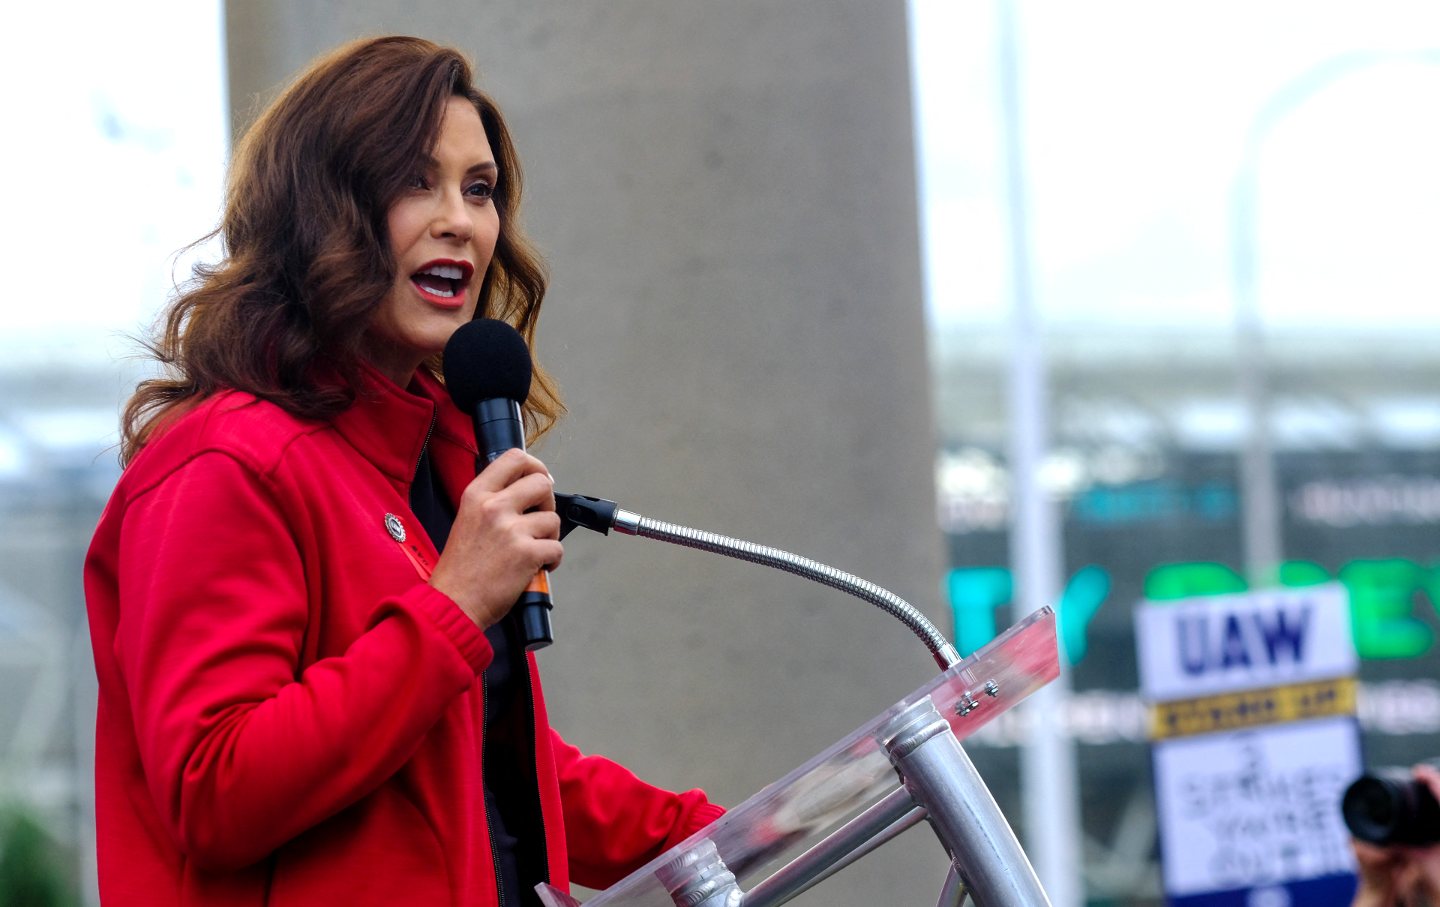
[467,181,495,200]
[408,174,430,190]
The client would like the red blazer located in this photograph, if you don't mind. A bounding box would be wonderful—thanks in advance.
[84,365,723,905]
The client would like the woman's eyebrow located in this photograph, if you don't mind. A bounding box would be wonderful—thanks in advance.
[416,156,498,177]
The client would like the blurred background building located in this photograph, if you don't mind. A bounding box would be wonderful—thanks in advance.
[1,2,1439,905]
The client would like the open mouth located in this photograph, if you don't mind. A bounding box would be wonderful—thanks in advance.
[410,260,474,303]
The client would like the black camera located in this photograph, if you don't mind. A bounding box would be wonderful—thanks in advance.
[1342,762,1440,846]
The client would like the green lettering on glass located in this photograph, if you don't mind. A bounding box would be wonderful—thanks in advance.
[946,565,1110,665]
[1340,559,1434,659]
[1143,562,1246,601]
[1421,564,1440,625]
[1277,560,1331,588]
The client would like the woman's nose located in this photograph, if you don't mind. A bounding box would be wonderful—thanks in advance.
[430,190,473,241]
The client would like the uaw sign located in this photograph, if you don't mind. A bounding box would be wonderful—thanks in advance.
[1135,584,1361,907]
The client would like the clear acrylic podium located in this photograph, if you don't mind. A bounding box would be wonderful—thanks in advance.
[537,607,1059,907]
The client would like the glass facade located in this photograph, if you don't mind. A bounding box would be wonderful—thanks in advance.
[931,328,1440,903]
[912,2,1440,897]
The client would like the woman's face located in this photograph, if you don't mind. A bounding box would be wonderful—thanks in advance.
[365,97,501,386]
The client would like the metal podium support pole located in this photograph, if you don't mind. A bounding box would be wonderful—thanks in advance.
[647,695,1050,907]
[884,699,1052,907]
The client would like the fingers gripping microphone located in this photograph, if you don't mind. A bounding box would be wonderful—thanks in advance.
[443,319,554,651]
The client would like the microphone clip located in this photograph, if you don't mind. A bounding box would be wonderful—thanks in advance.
[554,493,619,540]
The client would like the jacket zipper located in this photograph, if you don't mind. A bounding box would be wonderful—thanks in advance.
[482,678,507,907]
[412,407,437,482]
[520,656,550,892]
[488,655,550,906]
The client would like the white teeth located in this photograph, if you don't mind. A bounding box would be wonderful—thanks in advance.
[429,285,455,298]
[419,264,463,280]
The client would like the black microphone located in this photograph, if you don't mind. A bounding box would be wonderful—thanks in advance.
[442,318,554,651]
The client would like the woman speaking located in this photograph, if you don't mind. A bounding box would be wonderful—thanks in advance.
[84,35,722,906]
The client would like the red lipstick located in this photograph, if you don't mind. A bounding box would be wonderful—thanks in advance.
[410,259,474,308]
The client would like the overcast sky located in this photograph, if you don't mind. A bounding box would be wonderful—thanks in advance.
[3,1,1440,367]
[912,0,1440,331]
[0,1,226,364]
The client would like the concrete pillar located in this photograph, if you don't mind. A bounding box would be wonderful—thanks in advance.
[227,4,947,903]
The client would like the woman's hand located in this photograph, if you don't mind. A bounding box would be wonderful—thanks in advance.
[428,448,563,629]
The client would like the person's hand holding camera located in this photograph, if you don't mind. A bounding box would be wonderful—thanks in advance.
[1348,763,1440,907]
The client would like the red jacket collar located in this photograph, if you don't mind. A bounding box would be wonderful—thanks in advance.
[331,362,477,492]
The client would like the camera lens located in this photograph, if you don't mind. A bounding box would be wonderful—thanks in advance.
[1342,768,1440,846]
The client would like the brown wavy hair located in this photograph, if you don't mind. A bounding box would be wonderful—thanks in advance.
[120,36,564,465]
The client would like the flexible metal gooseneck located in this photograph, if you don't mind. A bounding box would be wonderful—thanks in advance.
[555,494,961,670]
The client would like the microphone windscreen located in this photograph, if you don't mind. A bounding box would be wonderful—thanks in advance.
[443,318,534,409]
